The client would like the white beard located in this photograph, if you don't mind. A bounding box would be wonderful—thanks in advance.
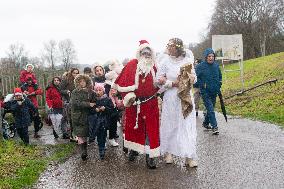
[137,57,154,76]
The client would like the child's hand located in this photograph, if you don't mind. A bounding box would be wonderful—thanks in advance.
[95,108,100,112]
[100,106,105,111]
[90,102,96,107]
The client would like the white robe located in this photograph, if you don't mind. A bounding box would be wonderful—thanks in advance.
[157,55,197,159]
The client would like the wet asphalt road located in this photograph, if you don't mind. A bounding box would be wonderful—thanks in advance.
[33,113,284,189]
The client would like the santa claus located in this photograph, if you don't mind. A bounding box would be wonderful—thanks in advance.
[113,40,160,169]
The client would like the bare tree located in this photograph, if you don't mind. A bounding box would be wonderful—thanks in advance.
[29,56,44,70]
[58,39,77,71]
[6,43,28,68]
[256,0,284,56]
[42,40,57,70]
[196,0,284,60]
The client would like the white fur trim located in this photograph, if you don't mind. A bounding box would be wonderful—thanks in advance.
[124,140,160,158]
[105,80,113,86]
[14,92,23,96]
[136,43,156,60]
[123,92,136,107]
[145,145,161,158]
[114,64,140,93]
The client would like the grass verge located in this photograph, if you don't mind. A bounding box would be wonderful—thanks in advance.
[0,141,76,189]
[217,52,284,127]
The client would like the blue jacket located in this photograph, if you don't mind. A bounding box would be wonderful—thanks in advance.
[194,48,222,95]
[6,97,37,128]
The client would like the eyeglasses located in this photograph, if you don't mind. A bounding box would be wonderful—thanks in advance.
[141,52,151,56]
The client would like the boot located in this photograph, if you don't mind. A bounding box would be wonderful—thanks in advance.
[185,158,198,168]
[146,154,157,169]
[99,149,105,160]
[128,150,139,161]
[165,153,173,164]
[53,129,59,139]
[81,142,88,161]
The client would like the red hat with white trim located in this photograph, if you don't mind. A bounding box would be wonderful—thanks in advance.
[14,88,23,96]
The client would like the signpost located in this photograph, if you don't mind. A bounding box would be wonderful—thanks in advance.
[212,34,244,90]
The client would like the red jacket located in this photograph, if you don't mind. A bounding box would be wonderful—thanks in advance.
[46,84,63,109]
[21,83,42,108]
[20,70,37,84]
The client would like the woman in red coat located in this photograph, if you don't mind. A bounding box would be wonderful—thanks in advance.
[46,77,64,139]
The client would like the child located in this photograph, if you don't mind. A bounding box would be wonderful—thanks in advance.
[5,88,37,145]
[89,83,113,160]
[70,74,95,161]
[108,88,124,147]
[19,64,37,85]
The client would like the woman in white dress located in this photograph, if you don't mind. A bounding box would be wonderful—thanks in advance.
[157,38,198,167]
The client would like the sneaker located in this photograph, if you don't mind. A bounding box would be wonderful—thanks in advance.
[185,158,198,168]
[109,139,119,147]
[202,123,211,130]
[165,153,173,164]
[212,127,219,135]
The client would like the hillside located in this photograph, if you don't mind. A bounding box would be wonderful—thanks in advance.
[220,52,284,127]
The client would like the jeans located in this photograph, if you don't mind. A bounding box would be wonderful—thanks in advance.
[201,93,217,128]
[109,114,118,140]
[17,126,29,144]
[88,114,107,153]
[30,113,42,133]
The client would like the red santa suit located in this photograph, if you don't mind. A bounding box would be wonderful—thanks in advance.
[113,42,160,158]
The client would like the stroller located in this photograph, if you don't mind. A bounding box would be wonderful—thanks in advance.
[1,105,16,140]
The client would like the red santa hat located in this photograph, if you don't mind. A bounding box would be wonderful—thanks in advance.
[14,88,23,96]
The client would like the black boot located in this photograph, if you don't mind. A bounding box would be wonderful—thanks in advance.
[146,154,157,169]
[53,129,59,139]
[99,149,105,160]
[128,150,139,161]
[81,142,88,161]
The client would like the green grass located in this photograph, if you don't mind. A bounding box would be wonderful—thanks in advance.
[219,52,284,127]
[0,141,76,189]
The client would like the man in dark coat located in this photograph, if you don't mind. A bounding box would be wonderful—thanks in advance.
[194,48,222,135]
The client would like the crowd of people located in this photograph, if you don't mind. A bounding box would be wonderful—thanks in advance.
[0,38,223,170]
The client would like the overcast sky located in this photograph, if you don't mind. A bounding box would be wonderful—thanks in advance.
[0,0,216,66]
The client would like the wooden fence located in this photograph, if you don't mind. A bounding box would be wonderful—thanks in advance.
[0,70,64,108]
